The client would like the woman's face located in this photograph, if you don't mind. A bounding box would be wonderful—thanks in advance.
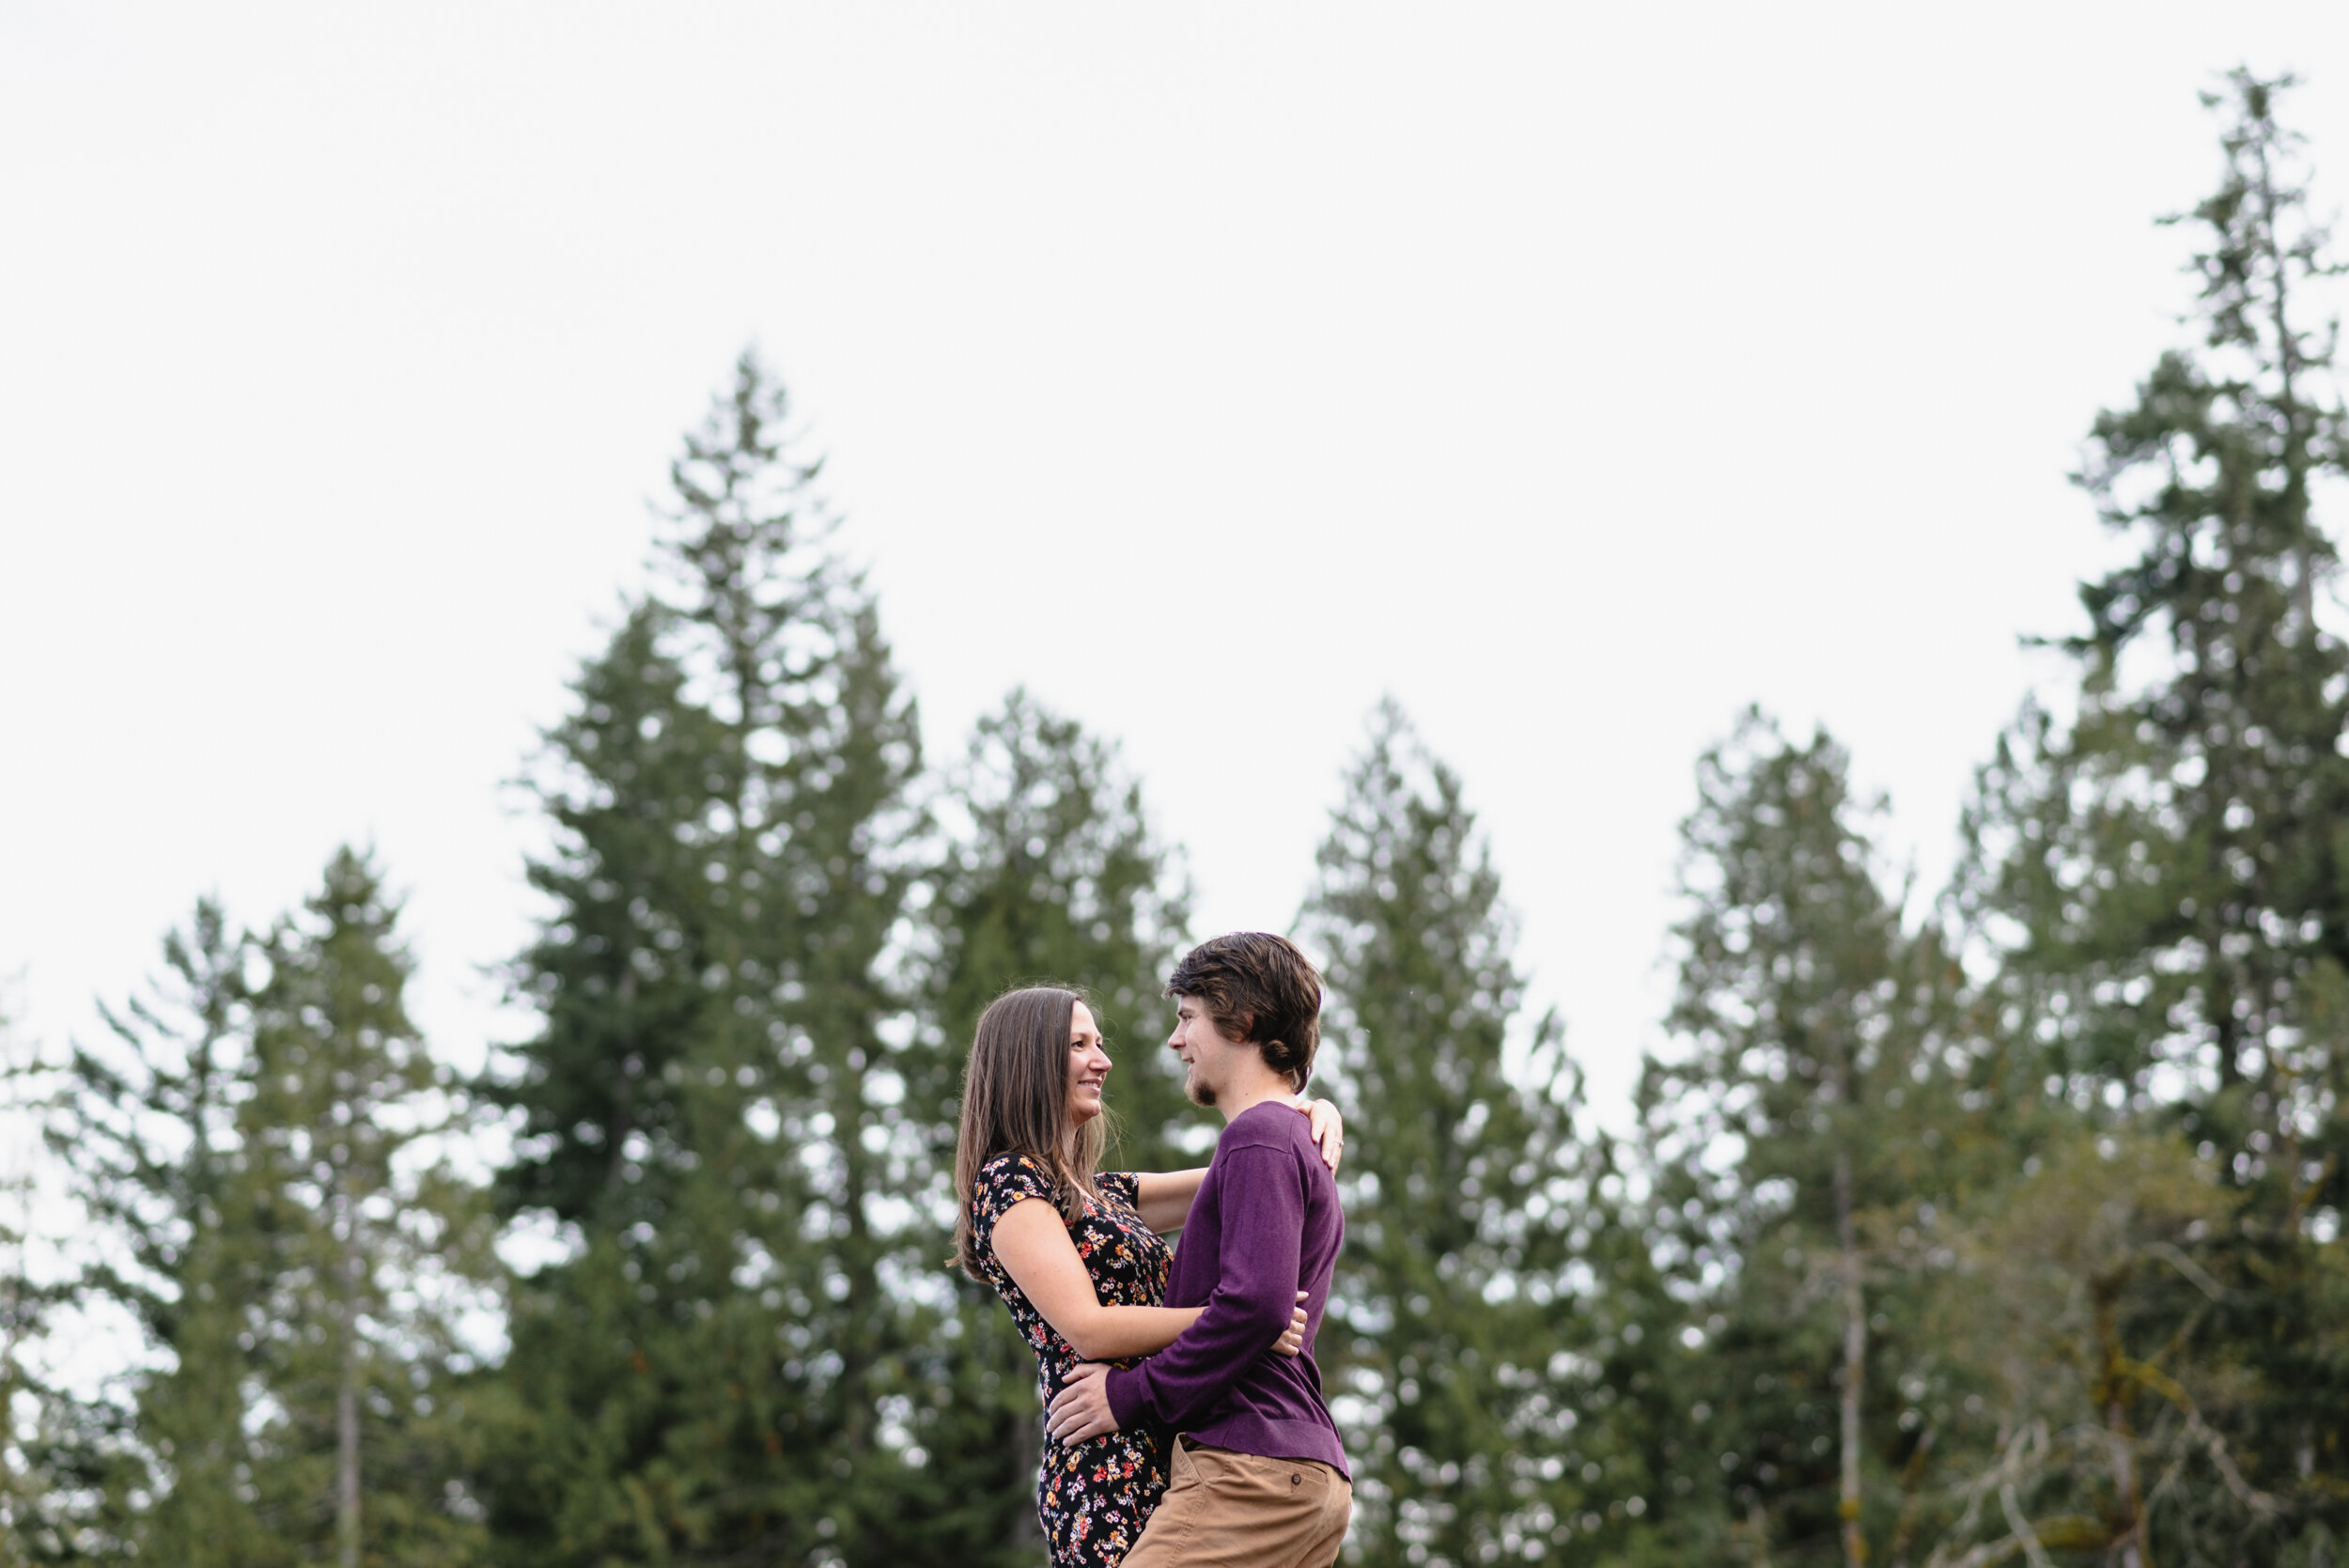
[1065,1001,1112,1127]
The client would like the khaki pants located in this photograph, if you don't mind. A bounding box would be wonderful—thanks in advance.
[1120,1436,1351,1568]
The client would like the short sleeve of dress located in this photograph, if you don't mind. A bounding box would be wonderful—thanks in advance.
[1097,1172,1143,1210]
[972,1155,1061,1250]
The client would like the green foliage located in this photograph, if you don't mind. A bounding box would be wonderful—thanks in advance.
[1610,75,2349,1568]
[19,901,257,1563]
[1,993,114,1567]
[1959,70,2349,1561]
[1622,706,2329,1568]
[10,859,490,1567]
[236,850,494,1566]
[1303,701,1602,1566]
[478,349,934,1565]
[1914,1130,2279,1568]
[1963,68,2349,1175]
[1631,714,1962,1568]
[113,906,266,1566]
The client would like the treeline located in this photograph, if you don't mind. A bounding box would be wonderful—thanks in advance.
[4,71,2346,1568]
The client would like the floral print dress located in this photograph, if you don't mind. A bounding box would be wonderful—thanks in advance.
[971,1154,1176,1567]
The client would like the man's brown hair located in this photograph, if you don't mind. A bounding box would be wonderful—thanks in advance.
[1165,932,1324,1093]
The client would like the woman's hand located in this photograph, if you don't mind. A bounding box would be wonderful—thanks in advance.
[1273,1290,1311,1358]
[1301,1097,1345,1173]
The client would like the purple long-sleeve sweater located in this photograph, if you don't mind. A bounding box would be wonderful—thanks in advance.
[1104,1097,1350,1478]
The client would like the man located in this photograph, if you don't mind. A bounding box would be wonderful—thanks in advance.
[1045,932,1351,1568]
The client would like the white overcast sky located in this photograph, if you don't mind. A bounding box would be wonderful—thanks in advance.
[7,4,2349,1126]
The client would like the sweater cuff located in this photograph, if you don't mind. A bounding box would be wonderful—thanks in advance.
[1105,1365,1149,1432]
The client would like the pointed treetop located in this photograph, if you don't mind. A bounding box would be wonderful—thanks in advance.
[655,348,844,662]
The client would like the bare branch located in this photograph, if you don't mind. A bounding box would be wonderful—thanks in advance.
[2146,1241,2229,1303]
[1999,1483,2058,1568]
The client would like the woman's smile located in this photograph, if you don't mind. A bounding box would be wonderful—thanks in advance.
[1066,1001,1112,1124]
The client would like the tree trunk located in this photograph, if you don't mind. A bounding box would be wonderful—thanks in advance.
[337,1215,363,1568]
[1747,1497,1775,1568]
[1836,1146,1867,1568]
[2095,1281,2149,1568]
[1011,1411,1044,1550]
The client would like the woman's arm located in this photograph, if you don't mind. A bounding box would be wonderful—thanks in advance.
[1129,1169,1207,1234]
[995,1197,1202,1359]
[993,1198,1307,1362]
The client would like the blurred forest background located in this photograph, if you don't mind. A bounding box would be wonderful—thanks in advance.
[3,71,2346,1568]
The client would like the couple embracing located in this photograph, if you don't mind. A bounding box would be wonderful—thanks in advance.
[953,932,1353,1568]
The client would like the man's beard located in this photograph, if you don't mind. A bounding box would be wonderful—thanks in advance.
[1185,1068,1216,1109]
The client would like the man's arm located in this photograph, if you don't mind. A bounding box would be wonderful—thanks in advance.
[1129,1103,1341,1234]
[1047,1142,1305,1441]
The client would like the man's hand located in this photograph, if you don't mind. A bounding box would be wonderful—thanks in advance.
[1046,1361,1120,1445]
[1274,1289,1310,1357]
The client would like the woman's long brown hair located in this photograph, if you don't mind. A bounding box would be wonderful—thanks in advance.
[952,985,1112,1281]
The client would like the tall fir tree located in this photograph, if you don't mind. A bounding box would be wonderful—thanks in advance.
[481,351,929,1565]
[237,849,493,1567]
[0,1165,115,1568]
[8,901,266,1566]
[1966,68,2349,1181]
[1962,70,2349,1558]
[905,687,1194,1563]
[1633,713,1989,1568]
[0,1169,46,1566]
[13,865,490,1567]
[0,998,116,1567]
[1300,702,1600,1568]
[84,901,263,1566]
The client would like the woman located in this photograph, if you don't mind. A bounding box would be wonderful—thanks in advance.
[954,986,1344,1567]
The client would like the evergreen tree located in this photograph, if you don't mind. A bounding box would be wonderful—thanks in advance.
[13,866,489,1567]
[98,903,263,1565]
[0,1000,109,1567]
[0,1173,117,1568]
[1633,713,1989,1568]
[115,908,259,1564]
[1963,71,2349,1557]
[474,601,740,1561]
[481,351,928,1565]
[236,849,493,1566]
[10,900,263,1565]
[1962,66,2349,1189]
[0,1141,35,1557]
[906,688,1194,1563]
[1967,69,2349,1174]
[1300,702,1599,1568]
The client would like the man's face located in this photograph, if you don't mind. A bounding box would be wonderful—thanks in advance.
[1066,1001,1111,1126]
[1166,995,1248,1109]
